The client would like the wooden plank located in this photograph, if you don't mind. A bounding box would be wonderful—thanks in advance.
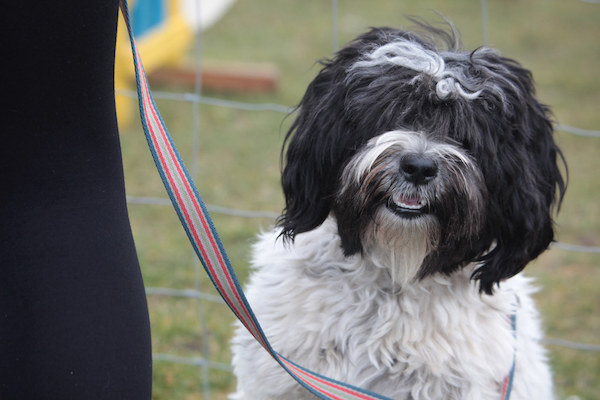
[147,63,279,93]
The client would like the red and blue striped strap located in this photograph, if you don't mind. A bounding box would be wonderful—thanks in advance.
[501,313,517,400]
[118,1,515,399]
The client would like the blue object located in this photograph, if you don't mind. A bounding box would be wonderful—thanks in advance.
[131,0,166,37]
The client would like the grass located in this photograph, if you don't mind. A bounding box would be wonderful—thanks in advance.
[117,0,600,398]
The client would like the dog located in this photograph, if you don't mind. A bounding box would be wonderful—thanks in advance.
[230,21,566,400]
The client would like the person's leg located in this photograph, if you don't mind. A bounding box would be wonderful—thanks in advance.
[1,1,152,398]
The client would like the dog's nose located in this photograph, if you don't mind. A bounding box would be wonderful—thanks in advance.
[400,154,438,185]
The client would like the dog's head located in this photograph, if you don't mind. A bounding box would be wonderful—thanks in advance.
[278,24,566,293]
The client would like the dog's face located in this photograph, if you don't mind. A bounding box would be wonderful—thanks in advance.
[279,25,566,293]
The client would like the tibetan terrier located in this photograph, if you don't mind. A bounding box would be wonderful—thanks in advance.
[231,22,566,400]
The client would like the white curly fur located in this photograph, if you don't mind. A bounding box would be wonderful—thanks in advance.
[230,218,553,399]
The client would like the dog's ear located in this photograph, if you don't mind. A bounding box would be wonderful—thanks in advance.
[278,30,391,242]
[470,57,567,294]
[278,58,351,241]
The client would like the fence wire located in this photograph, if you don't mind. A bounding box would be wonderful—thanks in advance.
[124,1,600,398]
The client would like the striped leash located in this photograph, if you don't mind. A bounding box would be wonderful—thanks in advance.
[117,1,515,399]
[118,1,390,399]
[501,311,517,400]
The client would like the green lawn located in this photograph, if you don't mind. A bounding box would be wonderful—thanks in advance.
[117,1,600,399]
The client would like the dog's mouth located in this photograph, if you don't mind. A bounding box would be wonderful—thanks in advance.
[387,196,429,218]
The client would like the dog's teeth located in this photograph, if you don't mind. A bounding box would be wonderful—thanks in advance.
[394,196,424,209]
[399,202,422,210]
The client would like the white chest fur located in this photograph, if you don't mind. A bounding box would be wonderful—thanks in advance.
[230,219,552,400]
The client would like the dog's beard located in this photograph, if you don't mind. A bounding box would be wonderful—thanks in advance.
[334,130,486,287]
[362,208,439,288]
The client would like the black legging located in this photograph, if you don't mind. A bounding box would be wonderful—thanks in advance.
[1,1,152,398]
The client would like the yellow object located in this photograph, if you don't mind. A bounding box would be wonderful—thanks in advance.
[114,0,194,126]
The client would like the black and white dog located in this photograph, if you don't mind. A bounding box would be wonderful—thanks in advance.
[231,22,566,400]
